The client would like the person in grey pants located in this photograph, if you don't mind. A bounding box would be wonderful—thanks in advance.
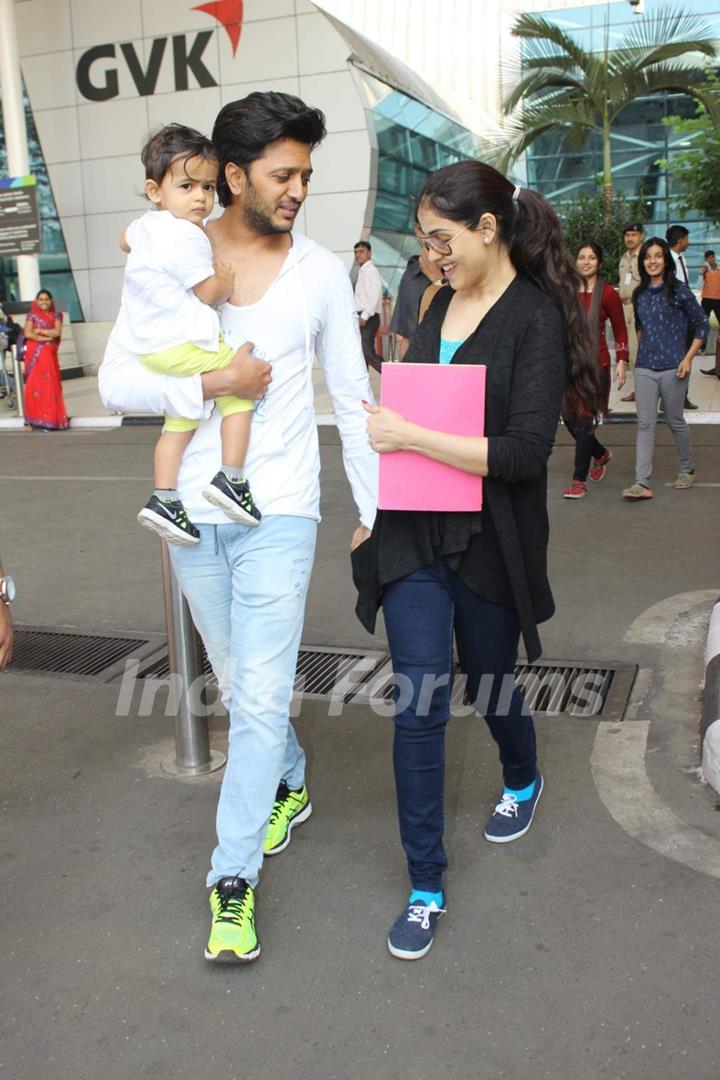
[623,236,709,501]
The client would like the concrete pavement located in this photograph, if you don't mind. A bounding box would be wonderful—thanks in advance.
[1,423,720,1080]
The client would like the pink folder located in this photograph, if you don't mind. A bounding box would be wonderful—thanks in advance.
[378,362,486,512]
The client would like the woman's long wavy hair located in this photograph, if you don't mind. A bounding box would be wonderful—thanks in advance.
[632,237,678,325]
[575,241,604,366]
[417,161,603,416]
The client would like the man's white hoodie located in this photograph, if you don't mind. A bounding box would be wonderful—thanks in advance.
[100,233,378,528]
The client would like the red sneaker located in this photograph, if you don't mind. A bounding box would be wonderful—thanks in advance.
[563,480,587,499]
[588,448,612,483]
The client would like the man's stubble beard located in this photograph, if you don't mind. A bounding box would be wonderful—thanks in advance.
[240,178,294,236]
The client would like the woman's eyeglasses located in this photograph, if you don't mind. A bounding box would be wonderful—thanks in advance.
[414,222,472,256]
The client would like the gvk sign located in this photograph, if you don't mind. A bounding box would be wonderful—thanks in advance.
[75,1,244,101]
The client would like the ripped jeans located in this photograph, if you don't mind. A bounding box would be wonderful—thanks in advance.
[169,516,318,887]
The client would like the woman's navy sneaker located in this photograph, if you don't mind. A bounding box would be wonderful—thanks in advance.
[387,899,445,960]
[484,773,544,843]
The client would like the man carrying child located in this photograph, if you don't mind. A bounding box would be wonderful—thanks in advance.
[100,92,377,963]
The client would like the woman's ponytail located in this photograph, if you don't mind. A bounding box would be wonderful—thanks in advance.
[509,188,603,416]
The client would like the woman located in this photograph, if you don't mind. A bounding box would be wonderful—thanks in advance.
[23,290,69,431]
[622,237,708,501]
[353,161,602,961]
[562,242,628,499]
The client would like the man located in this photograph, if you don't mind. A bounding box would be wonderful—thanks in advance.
[353,240,384,373]
[0,555,14,669]
[100,92,377,963]
[618,222,644,402]
[390,250,435,359]
[666,224,698,409]
[700,250,720,378]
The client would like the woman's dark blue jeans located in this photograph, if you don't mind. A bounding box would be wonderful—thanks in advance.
[382,558,537,892]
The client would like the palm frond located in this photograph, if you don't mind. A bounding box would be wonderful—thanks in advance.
[608,63,720,123]
[510,13,595,72]
[611,39,716,76]
[502,96,598,167]
[610,6,716,72]
[504,69,598,114]
[620,5,716,54]
[500,118,592,171]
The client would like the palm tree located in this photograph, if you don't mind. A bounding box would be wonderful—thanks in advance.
[502,6,719,213]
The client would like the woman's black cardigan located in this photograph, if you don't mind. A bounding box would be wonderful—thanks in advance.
[352,275,566,663]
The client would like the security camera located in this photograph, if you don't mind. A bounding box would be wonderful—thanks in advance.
[628,0,645,12]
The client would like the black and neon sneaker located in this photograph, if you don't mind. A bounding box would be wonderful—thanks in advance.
[137,495,200,546]
[205,876,260,963]
[201,471,261,527]
[263,780,312,856]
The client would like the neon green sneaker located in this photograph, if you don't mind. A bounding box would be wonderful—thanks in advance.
[205,876,260,963]
[263,780,312,856]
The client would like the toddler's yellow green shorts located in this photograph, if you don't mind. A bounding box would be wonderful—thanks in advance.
[140,338,254,433]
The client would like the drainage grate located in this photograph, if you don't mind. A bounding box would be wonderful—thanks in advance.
[294,646,387,700]
[134,643,388,701]
[514,662,627,718]
[7,627,164,681]
[140,649,215,682]
[366,659,636,721]
[7,628,636,720]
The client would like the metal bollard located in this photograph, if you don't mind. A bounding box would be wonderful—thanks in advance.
[159,542,226,776]
[11,344,23,419]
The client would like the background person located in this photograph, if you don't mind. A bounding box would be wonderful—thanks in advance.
[618,222,644,403]
[390,250,436,359]
[22,290,69,431]
[353,240,384,372]
[562,242,628,499]
[700,250,720,378]
[666,224,698,410]
[354,161,602,962]
[622,237,708,501]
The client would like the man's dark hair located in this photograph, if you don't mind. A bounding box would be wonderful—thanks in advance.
[212,92,326,207]
[705,249,715,259]
[141,124,216,186]
[666,224,689,247]
[354,241,371,253]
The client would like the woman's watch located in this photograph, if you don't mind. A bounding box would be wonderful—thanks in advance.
[0,575,16,605]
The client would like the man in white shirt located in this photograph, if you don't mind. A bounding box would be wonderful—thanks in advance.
[100,92,378,963]
[353,241,384,373]
[666,224,698,410]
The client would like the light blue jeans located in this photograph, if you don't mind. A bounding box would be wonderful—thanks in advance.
[169,515,318,887]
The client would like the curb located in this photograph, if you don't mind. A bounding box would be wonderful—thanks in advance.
[702,596,720,794]
[0,415,122,430]
[4,412,720,433]
[602,413,720,425]
[0,413,339,431]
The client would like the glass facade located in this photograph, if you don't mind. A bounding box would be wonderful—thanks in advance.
[0,84,83,321]
[527,0,720,277]
[354,68,483,294]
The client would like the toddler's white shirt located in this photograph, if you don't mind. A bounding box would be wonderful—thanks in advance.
[112,210,219,355]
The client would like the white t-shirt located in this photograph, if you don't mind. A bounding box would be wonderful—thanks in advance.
[112,210,220,355]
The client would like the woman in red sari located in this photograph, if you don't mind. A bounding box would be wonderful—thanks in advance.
[23,290,69,431]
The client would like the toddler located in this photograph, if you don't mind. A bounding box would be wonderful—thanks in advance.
[114,124,261,544]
